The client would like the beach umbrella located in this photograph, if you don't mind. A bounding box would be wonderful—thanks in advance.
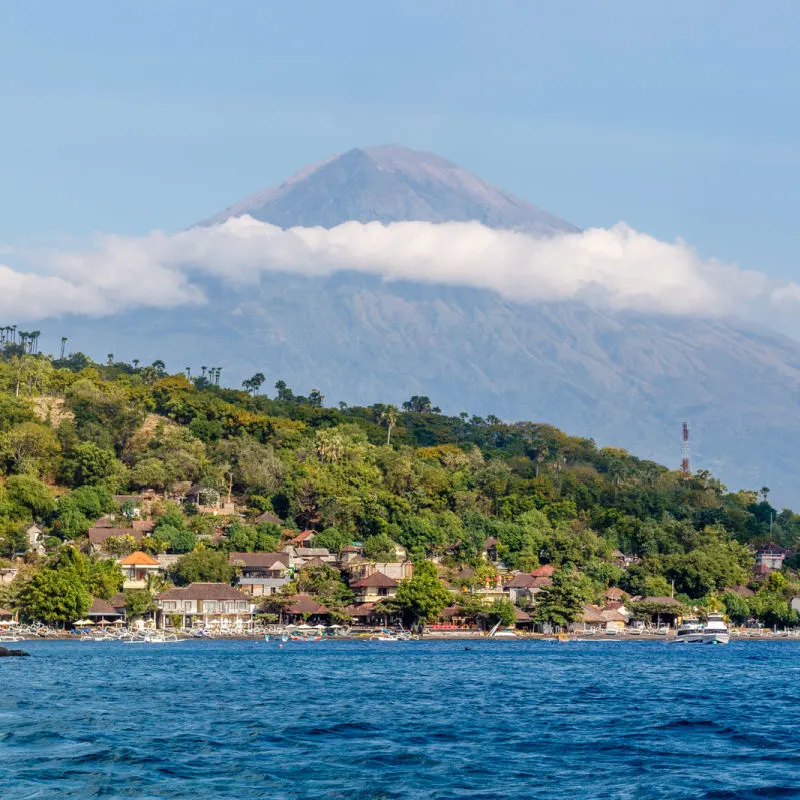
[313,624,325,629]
[295,624,313,630]
[113,619,124,625]
[73,619,91,626]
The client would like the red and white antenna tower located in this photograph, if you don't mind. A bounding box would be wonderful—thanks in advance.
[680,421,690,478]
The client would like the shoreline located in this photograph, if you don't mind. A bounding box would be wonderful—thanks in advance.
[10,631,800,643]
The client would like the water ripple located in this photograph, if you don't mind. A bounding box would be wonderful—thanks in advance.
[2,640,800,799]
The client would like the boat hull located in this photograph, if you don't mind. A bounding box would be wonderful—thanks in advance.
[702,632,730,645]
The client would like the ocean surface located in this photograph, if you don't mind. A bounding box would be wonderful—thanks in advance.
[2,639,799,800]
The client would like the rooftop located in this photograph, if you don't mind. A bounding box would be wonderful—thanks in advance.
[118,550,160,566]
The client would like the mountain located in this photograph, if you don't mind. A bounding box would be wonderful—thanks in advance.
[201,145,579,236]
[59,145,800,505]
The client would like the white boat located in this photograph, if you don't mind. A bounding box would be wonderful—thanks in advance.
[670,616,703,644]
[701,612,730,645]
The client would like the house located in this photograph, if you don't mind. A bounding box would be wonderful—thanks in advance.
[118,551,162,589]
[600,608,628,632]
[289,530,316,547]
[157,583,253,630]
[285,594,331,624]
[25,524,45,555]
[88,527,145,553]
[604,587,630,604]
[507,572,551,604]
[791,597,800,615]
[350,571,399,603]
[0,565,19,585]
[86,598,123,625]
[0,607,15,623]
[184,485,235,516]
[254,511,283,526]
[724,584,755,597]
[131,520,156,534]
[293,547,336,566]
[611,550,639,568]
[754,543,786,574]
[114,495,145,518]
[343,559,413,582]
[339,544,365,565]
[228,552,292,597]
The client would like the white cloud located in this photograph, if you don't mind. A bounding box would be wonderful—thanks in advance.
[0,217,794,322]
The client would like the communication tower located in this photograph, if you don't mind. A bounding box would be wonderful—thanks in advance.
[680,422,690,478]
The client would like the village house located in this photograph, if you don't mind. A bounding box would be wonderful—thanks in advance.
[88,527,145,554]
[253,511,283,526]
[25,524,45,556]
[342,558,413,582]
[228,552,292,597]
[157,583,253,630]
[0,564,19,585]
[86,598,124,626]
[285,594,331,625]
[118,551,162,590]
[338,544,365,565]
[754,543,786,576]
[289,530,316,548]
[507,572,552,604]
[183,485,236,516]
[293,547,336,566]
[350,571,399,603]
[604,587,630,604]
[791,597,800,615]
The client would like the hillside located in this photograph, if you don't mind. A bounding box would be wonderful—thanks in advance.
[0,342,798,629]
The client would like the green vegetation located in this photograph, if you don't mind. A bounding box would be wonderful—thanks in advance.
[0,332,798,628]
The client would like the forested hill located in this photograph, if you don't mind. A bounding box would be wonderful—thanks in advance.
[0,337,798,617]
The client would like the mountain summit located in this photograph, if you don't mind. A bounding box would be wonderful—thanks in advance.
[201,144,579,235]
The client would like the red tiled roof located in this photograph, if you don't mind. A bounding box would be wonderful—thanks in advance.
[351,571,399,589]
[118,550,160,566]
[530,564,555,578]
[290,530,315,544]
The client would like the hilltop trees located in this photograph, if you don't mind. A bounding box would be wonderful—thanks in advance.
[392,561,452,623]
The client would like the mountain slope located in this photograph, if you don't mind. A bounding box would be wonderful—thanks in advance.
[58,144,800,505]
[201,145,579,236]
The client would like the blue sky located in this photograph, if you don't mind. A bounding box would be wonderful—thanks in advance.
[1,1,798,277]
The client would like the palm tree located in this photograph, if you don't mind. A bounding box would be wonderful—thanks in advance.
[380,404,399,445]
[60,337,68,359]
[132,359,140,369]
[107,353,114,366]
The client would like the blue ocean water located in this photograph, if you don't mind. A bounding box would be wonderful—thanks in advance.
[1,640,799,800]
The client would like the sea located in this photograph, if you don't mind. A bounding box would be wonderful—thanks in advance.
[1,639,799,799]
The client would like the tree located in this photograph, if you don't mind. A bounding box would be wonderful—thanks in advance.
[18,569,91,624]
[379,404,399,445]
[402,395,433,414]
[3,475,56,519]
[535,569,591,628]
[721,591,750,624]
[0,422,60,477]
[60,441,120,487]
[392,561,452,623]
[363,533,399,562]
[170,549,233,586]
[103,535,138,557]
[156,525,197,554]
[488,597,517,627]
[124,589,156,619]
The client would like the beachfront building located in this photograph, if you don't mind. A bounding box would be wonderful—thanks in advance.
[86,598,124,626]
[156,583,253,630]
[228,552,292,597]
[342,558,413,582]
[350,571,399,603]
[118,551,162,589]
[285,594,331,625]
[507,572,552,604]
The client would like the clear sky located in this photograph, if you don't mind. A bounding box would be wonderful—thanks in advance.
[1,1,798,277]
